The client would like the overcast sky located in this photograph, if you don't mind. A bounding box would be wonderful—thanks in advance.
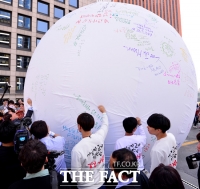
[180,0,200,90]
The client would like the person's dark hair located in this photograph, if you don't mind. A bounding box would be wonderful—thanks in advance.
[77,113,94,131]
[0,121,16,143]
[20,103,24,106]
[14,102,20,107]
[149,163,184,189]
[0,112,3,117]
[8,100,14,105]
[3,112,12,121]
[112,148,138,178]
[196,133,200,141]
[30,120,48,139]
[8,107,15,113]
[123,117,137,133]
[19,140,48,173]
[3,99,8,102]
[147,113,170,133]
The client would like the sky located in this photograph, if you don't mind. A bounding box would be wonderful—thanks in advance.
[180,0,200,90]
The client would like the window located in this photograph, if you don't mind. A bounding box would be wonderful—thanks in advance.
[54,6,64,18]
[69,0,78,8]
[18,14,31,30]
[0,0,12,4]
[37,19,48,33]
[56,0,64,3]
[38,1,49,15]
[16,77,25,91]
[18,0,31,10]
[0,53,10,69]
[17,34,31,50]
[16,55,30,70]
[0,31,10,47]
[0,9,11,26]
[36,38,41,46]
[0,76,10,93]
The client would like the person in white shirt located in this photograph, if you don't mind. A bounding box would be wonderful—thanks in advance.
[71,105,108,189]
[30,120,66,173]
[147,113,177,173]
[115,117,146,171]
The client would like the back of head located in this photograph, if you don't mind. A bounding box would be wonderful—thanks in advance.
[149,164,184,189]
[30,120,48,139]
[77,113,94,131]
[0,120,16,143]
[19,140,48,173]
[147,113,170,133]
[112,148,138,178]
[8,100,14,105]
[123,117,137,133]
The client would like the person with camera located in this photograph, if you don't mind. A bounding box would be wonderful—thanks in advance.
[30,120,66,172]
[9,140,71,189]
[0,120,26,189]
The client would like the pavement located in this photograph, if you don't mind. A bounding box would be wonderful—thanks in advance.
[177,123,200,189]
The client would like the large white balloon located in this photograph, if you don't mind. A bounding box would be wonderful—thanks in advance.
[24,2,197,169]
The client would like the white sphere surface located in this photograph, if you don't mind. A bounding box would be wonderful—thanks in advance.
[24,2,197,168]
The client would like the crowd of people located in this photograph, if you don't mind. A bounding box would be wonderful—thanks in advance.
[0,98,188,189]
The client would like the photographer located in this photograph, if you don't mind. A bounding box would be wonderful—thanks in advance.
[9,140,71,189]
[30,120,66,172]
[0,120,26,189]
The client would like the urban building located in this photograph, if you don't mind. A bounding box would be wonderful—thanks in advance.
[0,0,181,101]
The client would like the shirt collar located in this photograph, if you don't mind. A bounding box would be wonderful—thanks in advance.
[116,178,133,188]
[24,169,49,180]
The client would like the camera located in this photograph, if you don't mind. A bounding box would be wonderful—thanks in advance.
[45,150,64,171]
[13,117,32,153]
[186,153,200,169]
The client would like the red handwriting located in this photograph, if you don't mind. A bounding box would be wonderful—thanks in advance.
[143,144,150,152]
[88,155,104,168]
[136,153,142,159]
[169,160,177,167]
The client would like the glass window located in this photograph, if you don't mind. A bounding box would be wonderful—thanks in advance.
[18,14,31,30]
[38,1,49,15]
[0,0,12,4]
[37,19,48,33]
[69,0,78,8]
[56,0,64,3]
[17,55,30,70]
[0,9,11,26]
[17,34,31,50]
[54,6,64,18]
[0,76,10,93]
[0,53,10,67]
[18,0,31,10]
[0,31,10,47]
[16,77,25,91]
[36,38,41,46]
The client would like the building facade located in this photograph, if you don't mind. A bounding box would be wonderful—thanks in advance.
[0,0,181,101]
